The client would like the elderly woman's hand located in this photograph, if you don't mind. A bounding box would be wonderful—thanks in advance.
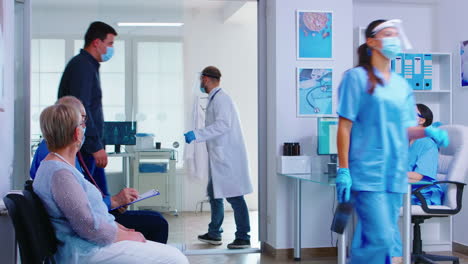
[115,227,146,243]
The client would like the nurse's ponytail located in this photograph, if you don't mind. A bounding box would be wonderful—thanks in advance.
[357,19,387,95]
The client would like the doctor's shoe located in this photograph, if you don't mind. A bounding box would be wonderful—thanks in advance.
[198,233,222,245]
[227,239,251,249]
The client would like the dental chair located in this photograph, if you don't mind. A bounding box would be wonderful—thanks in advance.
[411,125,468,264]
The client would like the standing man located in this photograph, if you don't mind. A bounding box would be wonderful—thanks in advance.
[58,21,116,193]
[184,66,253,249]
[55,22,170,243]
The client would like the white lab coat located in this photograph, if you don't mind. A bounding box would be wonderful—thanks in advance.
[184,96,209,180]
[193,88,253,199]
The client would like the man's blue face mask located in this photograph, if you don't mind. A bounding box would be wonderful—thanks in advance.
[101,46,114,62]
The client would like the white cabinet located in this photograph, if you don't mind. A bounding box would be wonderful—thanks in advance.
[131,149,180,214]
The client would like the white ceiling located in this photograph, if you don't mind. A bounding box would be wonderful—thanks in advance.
[32,0,255,10]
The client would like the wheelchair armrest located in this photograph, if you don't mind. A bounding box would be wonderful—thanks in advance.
[412,180,466,215]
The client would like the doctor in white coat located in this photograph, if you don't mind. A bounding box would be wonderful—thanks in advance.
[184,66,253,249]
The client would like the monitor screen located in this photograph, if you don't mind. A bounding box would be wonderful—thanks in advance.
[317,117,338,155]
[103,121,137,146]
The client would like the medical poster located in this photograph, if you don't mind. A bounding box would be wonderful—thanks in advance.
[460,40,468,87]
[297,68,332,117]
[297,10,333,59]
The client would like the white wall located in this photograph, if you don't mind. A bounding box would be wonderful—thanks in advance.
[31,3,259,212]
[434,0,468,247]
[182,3,258,211]
[265,0,353,249]
[353,1,435,52]
[0,0,15,196]
[0,0,21,262]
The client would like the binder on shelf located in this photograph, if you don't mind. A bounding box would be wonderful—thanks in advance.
[403,53,415,89]
[422,54,433,90]
[412,54,424,90]
[391,53,404,77]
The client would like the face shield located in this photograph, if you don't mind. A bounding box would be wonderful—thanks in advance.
[371,19,413,50]
[192,72,205,94]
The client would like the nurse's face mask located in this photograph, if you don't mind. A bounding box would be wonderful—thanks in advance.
[374,28,401,60]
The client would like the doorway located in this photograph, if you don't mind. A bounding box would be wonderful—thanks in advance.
[29,0,261,255]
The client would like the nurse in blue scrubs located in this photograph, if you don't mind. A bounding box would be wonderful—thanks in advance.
[336,19,449,264]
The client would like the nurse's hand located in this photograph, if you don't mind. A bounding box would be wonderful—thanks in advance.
[336,168,352,203]
[425,126,449,148]
[184,131,196,144]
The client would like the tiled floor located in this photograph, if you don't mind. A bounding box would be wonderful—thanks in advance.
[164,210,260,250]
[186,251,468,264]
[164,211,468,263]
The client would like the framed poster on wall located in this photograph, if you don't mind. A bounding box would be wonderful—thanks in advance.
[460,40,468,87]
[297,10,333,60]
[297,68,333,117]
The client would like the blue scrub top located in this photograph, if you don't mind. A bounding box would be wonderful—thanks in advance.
[337,66,417,193]
[409,137,443,205]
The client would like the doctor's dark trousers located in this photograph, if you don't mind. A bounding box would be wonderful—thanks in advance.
[207,180,251,240]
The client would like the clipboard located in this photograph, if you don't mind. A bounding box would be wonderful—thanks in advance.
[110,189,160,211]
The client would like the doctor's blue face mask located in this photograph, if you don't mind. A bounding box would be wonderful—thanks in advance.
[377,37,402,60]
[199,76,207,93]
[101,46,114,62]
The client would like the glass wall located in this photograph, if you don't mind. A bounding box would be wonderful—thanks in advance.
[31,0,258,252]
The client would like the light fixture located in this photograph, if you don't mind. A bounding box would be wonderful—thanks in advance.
[117,22,184,27]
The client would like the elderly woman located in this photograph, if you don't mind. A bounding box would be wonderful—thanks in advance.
[33,103,188,264]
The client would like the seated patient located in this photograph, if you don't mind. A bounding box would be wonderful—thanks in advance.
[392,104,444,264]
[408,103,443,205]
[31,96,169,244]
[33,103,188,264]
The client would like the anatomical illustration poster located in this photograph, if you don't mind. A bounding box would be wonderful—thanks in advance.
[297,11,333,59]
[297,68,332,116]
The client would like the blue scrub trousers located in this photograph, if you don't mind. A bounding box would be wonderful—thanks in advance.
[350,191,403,264]
[207,180,251,240]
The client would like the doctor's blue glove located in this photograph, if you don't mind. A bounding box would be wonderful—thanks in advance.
[184,131,196,144]
[336,168,352,203]
[425,126,449,148]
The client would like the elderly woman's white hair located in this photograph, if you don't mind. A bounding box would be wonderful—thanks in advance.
[40,103,81,152]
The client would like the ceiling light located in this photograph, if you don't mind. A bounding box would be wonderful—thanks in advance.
[117,22,184,27]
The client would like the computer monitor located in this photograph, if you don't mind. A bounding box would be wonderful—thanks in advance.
[103,121,137,153]
[317,117,338,155]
